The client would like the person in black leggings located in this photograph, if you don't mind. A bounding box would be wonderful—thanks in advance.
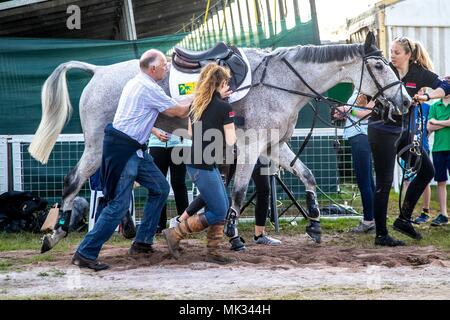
[172,158,282,251]
[366,36,450,246]
[148,127,189,233]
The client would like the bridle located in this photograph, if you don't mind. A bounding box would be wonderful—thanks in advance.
[362,53,405,121]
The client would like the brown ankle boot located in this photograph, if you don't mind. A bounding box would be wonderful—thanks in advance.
[206,223,235,265]
[162,214,208,259]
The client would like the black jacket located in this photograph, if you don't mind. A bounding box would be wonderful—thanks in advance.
[100,124,147,201]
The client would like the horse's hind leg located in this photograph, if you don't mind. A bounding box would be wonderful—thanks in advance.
[225,143,261,250]
[41,148,101,253]
[271,142,322,243]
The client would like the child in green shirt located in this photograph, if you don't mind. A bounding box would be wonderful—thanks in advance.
[427,95,450,226]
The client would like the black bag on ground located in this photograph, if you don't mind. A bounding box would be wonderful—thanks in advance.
[0,191,48,233]
[320,204,359,216]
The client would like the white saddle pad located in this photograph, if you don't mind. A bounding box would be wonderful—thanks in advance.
[169,48,252,104]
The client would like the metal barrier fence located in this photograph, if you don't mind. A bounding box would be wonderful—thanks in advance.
[2,129,364,221]
[0,136,8,193]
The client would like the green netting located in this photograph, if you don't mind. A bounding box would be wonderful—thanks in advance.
[0,34,186,134]
[175,18,319,51]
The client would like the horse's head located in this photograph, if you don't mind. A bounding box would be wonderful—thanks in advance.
[357,32,411,118]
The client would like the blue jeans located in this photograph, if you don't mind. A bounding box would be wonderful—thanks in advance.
[349,134,375,221]
[77,152,170,260]
[187,165,229,225]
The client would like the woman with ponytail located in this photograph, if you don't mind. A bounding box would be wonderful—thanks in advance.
[366,36,450,246]
[163,63,236,264]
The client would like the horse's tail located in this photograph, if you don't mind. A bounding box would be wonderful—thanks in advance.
[28,61,97,164]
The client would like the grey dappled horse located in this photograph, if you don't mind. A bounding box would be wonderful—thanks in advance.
[30,33,411,251]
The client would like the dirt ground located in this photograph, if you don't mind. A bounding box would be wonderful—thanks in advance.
[1,233,450,300]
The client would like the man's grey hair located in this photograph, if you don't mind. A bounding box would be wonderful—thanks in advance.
[140,50,163,70]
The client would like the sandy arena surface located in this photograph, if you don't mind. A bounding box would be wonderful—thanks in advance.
[1,234,450,300]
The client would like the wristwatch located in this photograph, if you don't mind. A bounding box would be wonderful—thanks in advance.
[424,93,430,101]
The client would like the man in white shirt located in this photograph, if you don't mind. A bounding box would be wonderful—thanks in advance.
[72,49,191,271]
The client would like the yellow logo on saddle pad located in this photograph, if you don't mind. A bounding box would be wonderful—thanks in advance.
[178,82,196,95]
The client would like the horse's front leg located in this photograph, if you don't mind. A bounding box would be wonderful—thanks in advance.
[224,144,260,250]
[272,142,322,243]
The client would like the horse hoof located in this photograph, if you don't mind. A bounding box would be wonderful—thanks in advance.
[306,232,321,244]
[306,221,321,244]
[40,235,52,253]
[40,229,67,253]
[229,236,246,251]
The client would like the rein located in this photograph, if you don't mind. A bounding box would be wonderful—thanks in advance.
[396,101,424,223]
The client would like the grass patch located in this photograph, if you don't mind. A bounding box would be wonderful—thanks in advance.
[0,253,58,272]
[0,232,86,252]
[0,260,13,272]
[35,269,65,278]
[0,232,45,252]
[21,254,56,264]
[0,233,131,271]
[50,268,66,277]
[0,232,131,253]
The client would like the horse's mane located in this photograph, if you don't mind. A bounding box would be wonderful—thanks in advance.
[273,44,364,63]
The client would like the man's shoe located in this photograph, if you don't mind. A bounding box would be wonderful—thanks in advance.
[306,220,321,243]
[128,242,154,255]
[374,234,405,247]
[229,236,246,251]
[414,212,430,224]
[393,217,422,240]
[431,214,449,226]
[71,252,109,271]
[350,221,375,233]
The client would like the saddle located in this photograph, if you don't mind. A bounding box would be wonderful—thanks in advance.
[172,42,248,91]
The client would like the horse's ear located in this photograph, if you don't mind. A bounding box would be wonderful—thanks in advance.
[363,31,381,56]
[364,31,376,52]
